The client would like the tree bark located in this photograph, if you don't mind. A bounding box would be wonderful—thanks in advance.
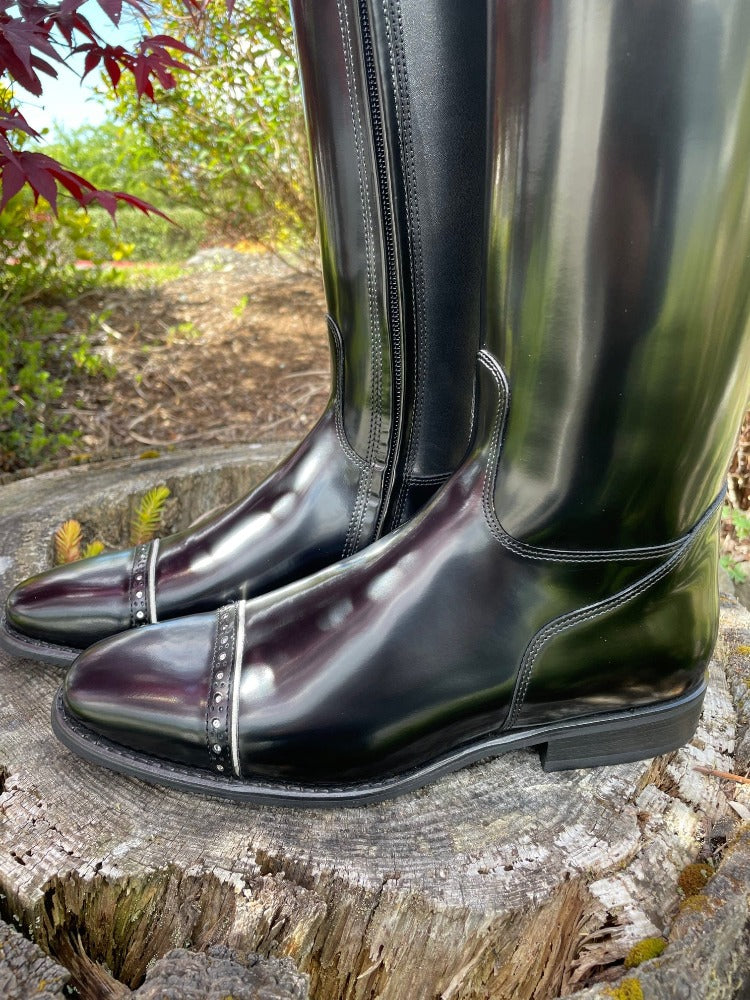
[1,450,748,1000]
[0,918,69,999]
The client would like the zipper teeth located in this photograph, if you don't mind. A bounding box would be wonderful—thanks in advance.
[358,0,403,537]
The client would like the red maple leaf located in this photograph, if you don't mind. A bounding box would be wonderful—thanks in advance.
[0,0,217,221]
[0,137,171,220]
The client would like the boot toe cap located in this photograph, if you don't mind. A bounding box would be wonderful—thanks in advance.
[63,614,218,769]
[6,549,138,649]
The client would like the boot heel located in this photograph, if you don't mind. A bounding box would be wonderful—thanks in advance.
[539,684,706,772]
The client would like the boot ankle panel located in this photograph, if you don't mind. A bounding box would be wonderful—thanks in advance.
[476,349,726,564]
[508,503,721,730]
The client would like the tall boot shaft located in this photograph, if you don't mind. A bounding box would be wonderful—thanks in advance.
[2,0,487,662]
[487,0,750,549]
[291,0,487,528]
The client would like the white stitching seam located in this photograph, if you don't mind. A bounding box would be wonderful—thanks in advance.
[336,0,381,558]
[408,472,452,486]
[382,0,427,530]
[327,316,369,471]
[478,350,686,564]
[147,537,160,625]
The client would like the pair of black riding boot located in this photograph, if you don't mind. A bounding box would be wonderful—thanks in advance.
[3,0,750,807]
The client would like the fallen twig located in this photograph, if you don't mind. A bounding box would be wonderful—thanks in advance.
[693,765,750,785]
[127,423,250,447]
[280,369,329,380]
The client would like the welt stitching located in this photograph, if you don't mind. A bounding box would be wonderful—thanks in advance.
[505,517,710,729]
[1,611,78,657]
[384,0,427,528]
[478,351,684,564]
[327,316,369,471]
[337,0,380,554]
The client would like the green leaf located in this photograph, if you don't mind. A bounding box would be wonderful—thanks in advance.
[131,485,171,545]
[82,540,106,559]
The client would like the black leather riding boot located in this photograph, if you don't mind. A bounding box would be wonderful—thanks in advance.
[1,0,486,665]
[55,0,750,806]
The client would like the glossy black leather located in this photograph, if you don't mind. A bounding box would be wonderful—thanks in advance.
[489,0,750,550]
[4,0,485,656]
[366,0,487,529]
[8,403,363,649]
[292,0,394,473]
[293,0,486,530]
[61,0,750,793]
[64,354,720,783]
[65,614,217,766]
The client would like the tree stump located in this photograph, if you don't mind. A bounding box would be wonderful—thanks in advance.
[1,450,749,1000]
[0,918,69,998]
[129,946,309,999]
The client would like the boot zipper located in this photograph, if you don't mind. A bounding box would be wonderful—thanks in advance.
[357,0,405,539]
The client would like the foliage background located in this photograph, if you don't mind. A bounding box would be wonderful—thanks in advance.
[1,0,313,472]
[106,0,314,250]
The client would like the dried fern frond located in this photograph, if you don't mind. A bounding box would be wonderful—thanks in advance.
[54,520,82,565]
[131,486,171,546]
[82,540,105,559]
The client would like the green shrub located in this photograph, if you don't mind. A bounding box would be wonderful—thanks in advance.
[721,504,750,583]
[107,0,315,248]
[82,205,207,262]
[0,306,74,471]
[0,195,118,472]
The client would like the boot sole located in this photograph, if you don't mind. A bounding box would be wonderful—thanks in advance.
[51,681,706,808]
[0,611,80,666]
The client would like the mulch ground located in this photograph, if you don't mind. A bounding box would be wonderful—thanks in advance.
[726,410,750,567]
[62,250,330,458]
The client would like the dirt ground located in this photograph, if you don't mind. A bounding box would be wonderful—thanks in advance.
[63,250,330,459]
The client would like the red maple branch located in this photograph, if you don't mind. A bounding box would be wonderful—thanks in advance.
[0,0,198,216]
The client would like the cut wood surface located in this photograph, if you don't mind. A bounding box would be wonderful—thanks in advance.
[1,450,749,1000]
